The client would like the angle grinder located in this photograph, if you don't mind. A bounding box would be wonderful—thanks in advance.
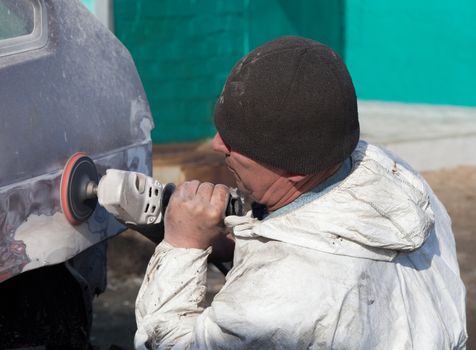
[60,152,243,227]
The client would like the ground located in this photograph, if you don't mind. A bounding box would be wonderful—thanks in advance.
[90,166,476,350]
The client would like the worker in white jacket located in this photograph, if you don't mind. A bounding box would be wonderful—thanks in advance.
[135,36,467,349]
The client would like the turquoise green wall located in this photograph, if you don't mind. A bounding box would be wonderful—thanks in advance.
[345,0,476,107]
[114,1,245,143]
[247,0,344,56]
[113,0,342,143]
[113,0,476,143]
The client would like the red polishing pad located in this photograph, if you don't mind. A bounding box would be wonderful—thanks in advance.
[60,152,98,225]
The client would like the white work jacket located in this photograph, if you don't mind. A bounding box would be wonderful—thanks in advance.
[135,141,467,349]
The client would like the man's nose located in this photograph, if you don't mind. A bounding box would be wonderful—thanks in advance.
[212,133,230,154]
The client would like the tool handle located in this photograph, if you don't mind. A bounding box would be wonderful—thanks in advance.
[161,183,243,217]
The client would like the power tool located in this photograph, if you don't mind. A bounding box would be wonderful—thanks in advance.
[60,152,242,228]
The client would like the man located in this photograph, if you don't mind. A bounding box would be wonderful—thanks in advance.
[135,36,467,349]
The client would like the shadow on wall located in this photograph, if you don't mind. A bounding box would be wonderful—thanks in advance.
[113,0,348,144]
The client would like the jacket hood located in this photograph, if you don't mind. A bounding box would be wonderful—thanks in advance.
[226,141,435,261]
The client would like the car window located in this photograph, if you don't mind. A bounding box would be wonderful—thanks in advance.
[0,0,47,57]
[0,0,34,40]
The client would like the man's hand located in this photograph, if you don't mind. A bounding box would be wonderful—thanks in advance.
[164,180,229,249]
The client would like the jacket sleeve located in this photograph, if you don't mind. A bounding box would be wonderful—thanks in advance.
[134,241,297,350]
[134,241,212,349]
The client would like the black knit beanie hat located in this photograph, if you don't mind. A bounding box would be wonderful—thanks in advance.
[214,36,360,174]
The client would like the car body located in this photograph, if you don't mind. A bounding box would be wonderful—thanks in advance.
[0,0,152,347]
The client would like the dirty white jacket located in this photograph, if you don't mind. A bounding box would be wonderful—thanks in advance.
[135,141,467,349]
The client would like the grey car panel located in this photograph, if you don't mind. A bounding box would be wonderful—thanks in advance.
[0,0,153,282]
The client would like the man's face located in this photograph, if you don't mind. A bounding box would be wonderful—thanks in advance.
[212,133,285,202]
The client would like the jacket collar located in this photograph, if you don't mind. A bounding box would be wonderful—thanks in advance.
[226,141,435,261]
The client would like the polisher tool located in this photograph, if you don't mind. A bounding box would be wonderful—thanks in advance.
[60,152,99,226]
[60,152,242,275]
[60,152,242,227]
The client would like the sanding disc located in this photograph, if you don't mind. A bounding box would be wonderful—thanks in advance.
[60,152,98,225]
